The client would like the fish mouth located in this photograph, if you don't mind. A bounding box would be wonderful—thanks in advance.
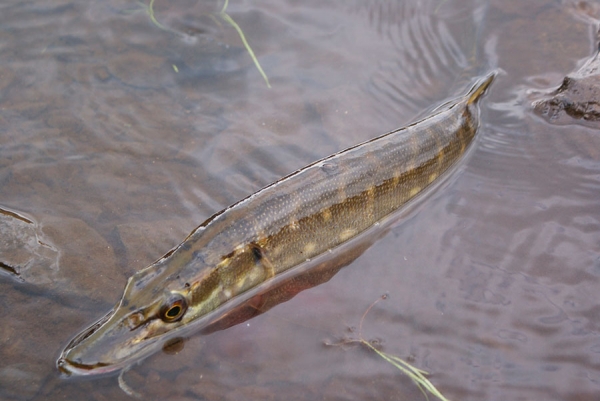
[57,308,127,377]
[57,306,166,377]
[61,308,115,350]
[57,356,118,377]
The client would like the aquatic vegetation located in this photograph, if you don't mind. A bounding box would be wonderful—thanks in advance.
[141,0,168,31]
[327,295,451,401]
[218,0,271,88]
[133,0,270,87]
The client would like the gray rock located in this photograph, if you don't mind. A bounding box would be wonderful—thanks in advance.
[533,30,600,127]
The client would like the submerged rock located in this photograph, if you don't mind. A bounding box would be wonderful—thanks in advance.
[533,31,600,127]
[0,207,58,284]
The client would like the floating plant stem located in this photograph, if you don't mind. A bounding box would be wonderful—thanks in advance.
[133,0,270,86]
[359,295,451,401]
[219,0,271,88]
[328,295,451,401]
[361,341,451,401]
[138,0,168,31]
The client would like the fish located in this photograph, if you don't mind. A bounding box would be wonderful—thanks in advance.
[57,72,495,376]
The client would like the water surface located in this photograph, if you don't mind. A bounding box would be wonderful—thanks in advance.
[1,0,600,400]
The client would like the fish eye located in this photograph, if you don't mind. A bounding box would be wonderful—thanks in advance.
[160,293,188,323]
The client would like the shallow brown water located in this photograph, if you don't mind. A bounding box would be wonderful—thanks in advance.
[1,0,600,400]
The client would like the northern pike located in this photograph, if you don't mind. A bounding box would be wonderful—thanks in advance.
[58,72,495,376]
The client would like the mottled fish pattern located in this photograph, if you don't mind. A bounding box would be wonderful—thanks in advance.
[58,73,494,376]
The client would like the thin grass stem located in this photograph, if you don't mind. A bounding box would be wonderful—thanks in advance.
[356,295,452,401]
[219,0,271,88]
[147,0,168,30]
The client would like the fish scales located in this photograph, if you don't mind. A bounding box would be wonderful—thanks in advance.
[199,111,468,270]
[241,111,467,268]
[57,73,494,376]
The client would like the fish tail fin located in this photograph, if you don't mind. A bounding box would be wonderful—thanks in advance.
[466,71,496,105]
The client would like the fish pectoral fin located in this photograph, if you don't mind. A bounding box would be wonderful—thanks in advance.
[250,242,276,279]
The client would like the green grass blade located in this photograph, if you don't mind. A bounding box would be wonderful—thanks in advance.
[147,0,168,31]
[362,340,451,401]
[219,12,271,88]
[220,0,229,13]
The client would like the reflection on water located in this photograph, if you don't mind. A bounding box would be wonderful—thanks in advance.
[1,0,600,400]
[356,0,490,116]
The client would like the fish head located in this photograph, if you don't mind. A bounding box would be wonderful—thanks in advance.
[57,230,253,377]
[57,256,202,376]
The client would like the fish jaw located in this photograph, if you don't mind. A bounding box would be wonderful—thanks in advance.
[57,302,165,377]
[56,266,189,376]
[56,244,246,376]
